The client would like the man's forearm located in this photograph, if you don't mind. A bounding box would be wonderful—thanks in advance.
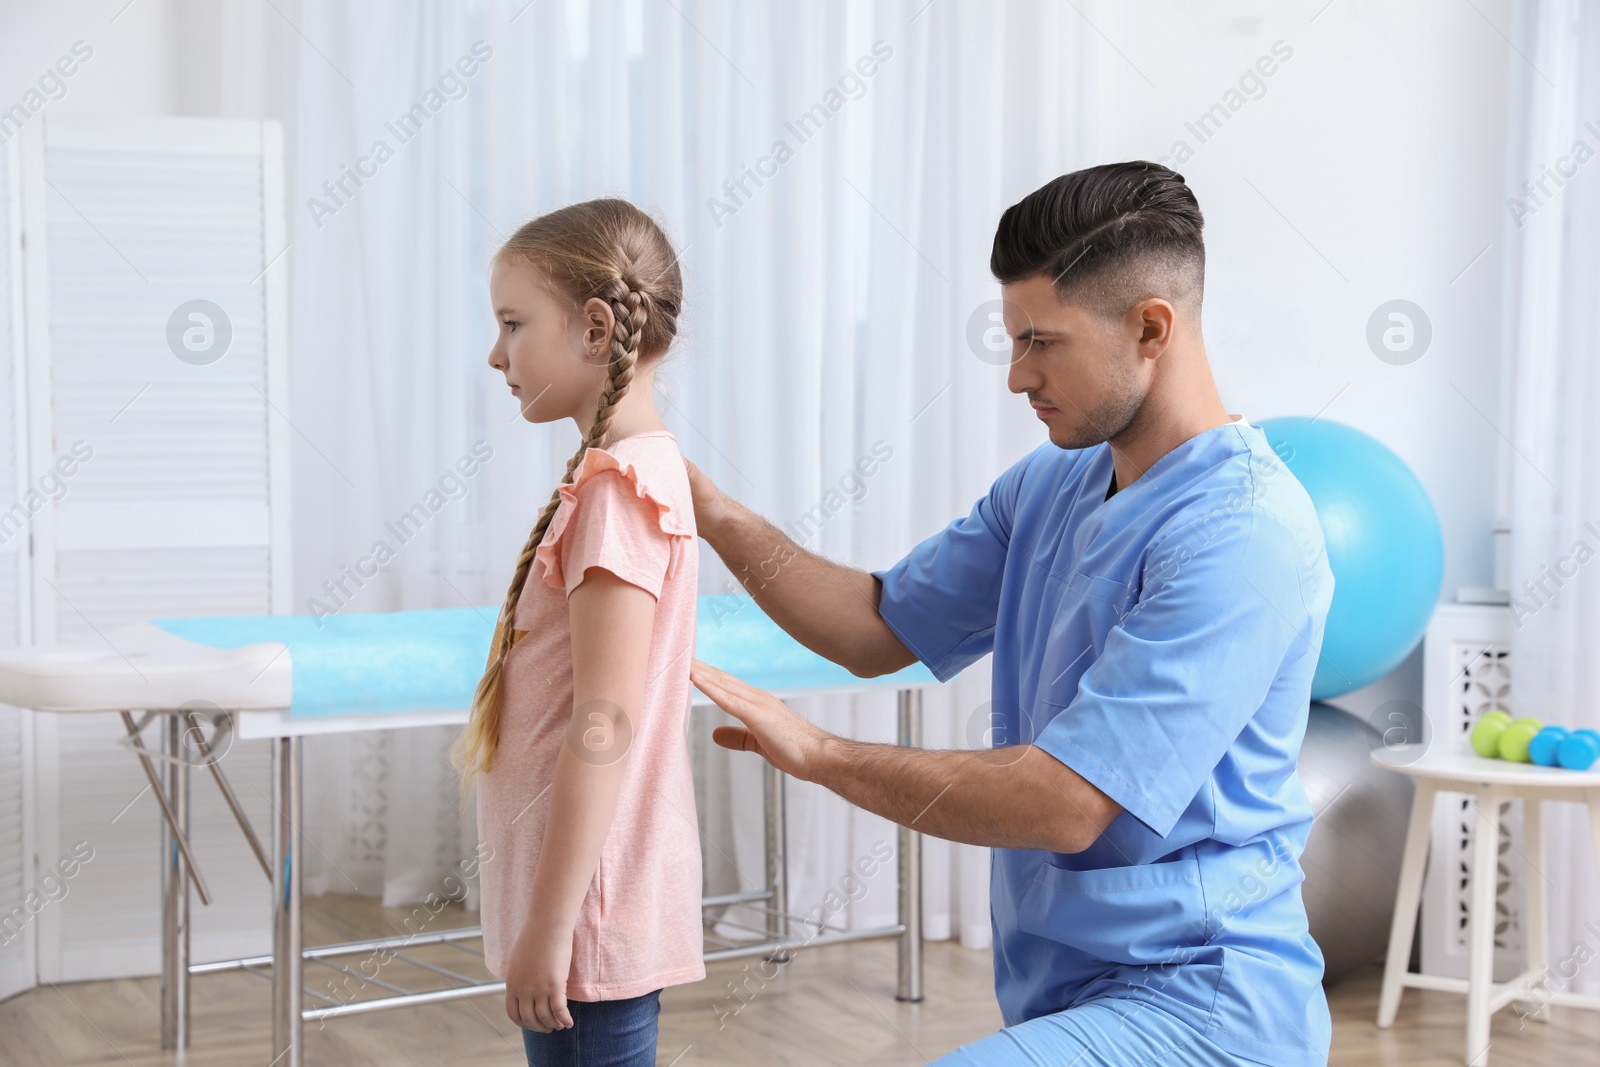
[808,737,1112,854]
[702,498,913,676]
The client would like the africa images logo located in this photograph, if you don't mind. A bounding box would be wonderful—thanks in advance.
[305,41,494,230]
[706,40,894,228]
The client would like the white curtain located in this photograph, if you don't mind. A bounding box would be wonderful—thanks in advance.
[211,0,1088,945]
[1505,0,1600,999]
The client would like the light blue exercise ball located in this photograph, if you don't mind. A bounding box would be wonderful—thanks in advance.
[1259,417,1444,701]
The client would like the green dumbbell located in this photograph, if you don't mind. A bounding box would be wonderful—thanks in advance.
[1498,717,1544,762]
[1469,710,1513,758]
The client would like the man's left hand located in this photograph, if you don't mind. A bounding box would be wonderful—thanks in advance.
[691,659,832,782]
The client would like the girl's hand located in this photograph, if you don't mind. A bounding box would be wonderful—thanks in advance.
[505,919,575,1033]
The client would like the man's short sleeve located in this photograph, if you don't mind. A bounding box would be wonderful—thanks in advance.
[1033,507,1317,838]
[871,451,1033,682]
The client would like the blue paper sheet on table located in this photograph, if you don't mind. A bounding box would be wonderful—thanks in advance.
[151,595,940,718]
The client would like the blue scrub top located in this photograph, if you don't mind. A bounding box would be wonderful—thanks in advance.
[873,416,1334,1067]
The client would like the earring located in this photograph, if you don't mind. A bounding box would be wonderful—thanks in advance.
[589,347,599,356]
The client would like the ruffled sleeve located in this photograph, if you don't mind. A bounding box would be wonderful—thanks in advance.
[532,446,695,598]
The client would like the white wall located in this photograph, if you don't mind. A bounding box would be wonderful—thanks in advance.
[0,0,178,124]
[1092,0,1510,722]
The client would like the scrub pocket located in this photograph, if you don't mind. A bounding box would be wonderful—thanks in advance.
[1066,569,1138,613]
[1015,850,1209,968]
[1035,570,1138,708]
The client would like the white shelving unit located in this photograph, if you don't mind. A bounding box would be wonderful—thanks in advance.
[1420,601,1528,983]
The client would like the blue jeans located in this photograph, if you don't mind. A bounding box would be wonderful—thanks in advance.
[521,989,661,1067]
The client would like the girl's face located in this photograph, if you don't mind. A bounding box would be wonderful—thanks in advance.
[487,257,610,424]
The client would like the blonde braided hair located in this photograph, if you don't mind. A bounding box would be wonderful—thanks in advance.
[451,200,681,799]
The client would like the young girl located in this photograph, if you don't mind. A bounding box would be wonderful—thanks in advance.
[451,199,703,1066]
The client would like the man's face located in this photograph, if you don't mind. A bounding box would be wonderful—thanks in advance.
[1001,273,1156,450]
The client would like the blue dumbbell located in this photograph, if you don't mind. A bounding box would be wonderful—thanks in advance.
[1529,726,1568,767]
[1557,728,1600,771]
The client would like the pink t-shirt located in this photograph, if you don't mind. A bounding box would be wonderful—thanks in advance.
[476,431,704,1000]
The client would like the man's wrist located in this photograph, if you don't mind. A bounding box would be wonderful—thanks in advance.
[698,489,742,548]
[704,499,789,596]
[808,733,854,787]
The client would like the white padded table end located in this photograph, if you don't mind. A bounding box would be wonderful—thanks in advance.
[0,622,292,714]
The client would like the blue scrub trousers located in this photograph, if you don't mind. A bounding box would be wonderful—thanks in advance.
[932,998,1259,1066]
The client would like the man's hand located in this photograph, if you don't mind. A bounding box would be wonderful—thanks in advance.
[692,660,1121,853]
[679,456,914,677]
[684,458,732,538]
[504,917,575,1033]
[691,659,832,782]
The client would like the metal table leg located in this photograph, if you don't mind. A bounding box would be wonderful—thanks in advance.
[272,734,304,1066]
[160,712,192,1048]
[763,758,790,961]
[188,708,271,879]
[122,711,211,904]
[897,688,924,1002]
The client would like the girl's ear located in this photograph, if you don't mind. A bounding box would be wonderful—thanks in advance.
[581,297,614,359]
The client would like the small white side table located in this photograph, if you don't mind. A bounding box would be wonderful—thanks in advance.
[1371,746,1600,1066]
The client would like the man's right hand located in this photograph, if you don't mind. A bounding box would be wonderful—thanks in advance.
[678,453,915,678]
[684,458,731,539]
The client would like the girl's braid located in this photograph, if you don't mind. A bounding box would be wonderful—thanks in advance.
[462,276,650,788]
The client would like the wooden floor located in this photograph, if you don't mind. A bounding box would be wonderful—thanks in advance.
[3,893,1599,1065]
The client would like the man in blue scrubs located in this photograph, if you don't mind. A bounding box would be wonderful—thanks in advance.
[687,161,1335,1065]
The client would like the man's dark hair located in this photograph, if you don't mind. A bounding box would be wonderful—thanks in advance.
[990,161,1205,324]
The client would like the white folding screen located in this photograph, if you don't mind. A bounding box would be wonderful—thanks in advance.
[0,137,38,1004]
[9,113,291,985]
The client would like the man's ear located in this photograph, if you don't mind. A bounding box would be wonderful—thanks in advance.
[1139,299,1177,356]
